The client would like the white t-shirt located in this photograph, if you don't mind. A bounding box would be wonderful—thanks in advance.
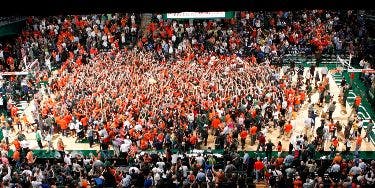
[282,101,288,109]
[321,67,328,75]
[304,118,313,127]
[64,155,72,165]
[31,181,42,188]
[171,153,178,164]
[120,139,132,153]
[75,122,83,132]
[181,165,188,177]
[129,167,140,174]
[156,161,165,169]
[273,111,279,120]
[22,169,32,176]
[195,156,205,166]
[69,122,75,130]
[3,129,8,138]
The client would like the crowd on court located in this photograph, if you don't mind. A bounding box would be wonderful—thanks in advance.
[0,10,374,187]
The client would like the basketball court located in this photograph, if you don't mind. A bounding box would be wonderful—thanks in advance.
[6,65,374,157]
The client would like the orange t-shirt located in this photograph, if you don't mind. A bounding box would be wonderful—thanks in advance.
[211,118,221,129]
[60,119,68,130]
[13,139,21,151]
[189,135,198,145]
[355,96,362,106]
[250,126,258,135]
[300,92,306,101]
[12,150,20,161]
[254,161,264,170]
[140,139,148,150]
[81,117,88,127]
[357,136,362,146]
[143,132,152,142]
[277,144,282,152]
[332,139,339,148]
[157,133,164,142]
[240,130,248,139]
[285,124,293,132]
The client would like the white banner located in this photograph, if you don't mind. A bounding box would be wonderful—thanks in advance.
[348,69,365,73]
[166,12,226,19]
[348,69,375,73]
[362,69,375,73]
[0,71,28,76]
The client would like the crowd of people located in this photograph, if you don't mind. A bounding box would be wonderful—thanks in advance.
[0,10,374,187]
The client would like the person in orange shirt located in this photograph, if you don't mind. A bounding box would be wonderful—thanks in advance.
[331,137,339,149]
[21,114,30,133]
[350,96,362,117]
[300,91,306,104]
[13,116,22,132]
[328,119,337,137]
[294,96,301,111]
[10,105,18,118]
[211,116,221,134]
[277,141,282,155]
[12,138,21,152]
[329,137,339,158]
[284,121,293,138]
[189,133,198,149]
[293,176,303,188]
[240,129,248,150]
[332,153,342,164]
[143,131,151,142]
[12,149,21,167]
[80,116,88,130]
[80,179,89,188]
[140,138,148,150]
[250,124,257,146]
[59,118,68,137]
[355,135,362,152]
[254,157,264,182]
